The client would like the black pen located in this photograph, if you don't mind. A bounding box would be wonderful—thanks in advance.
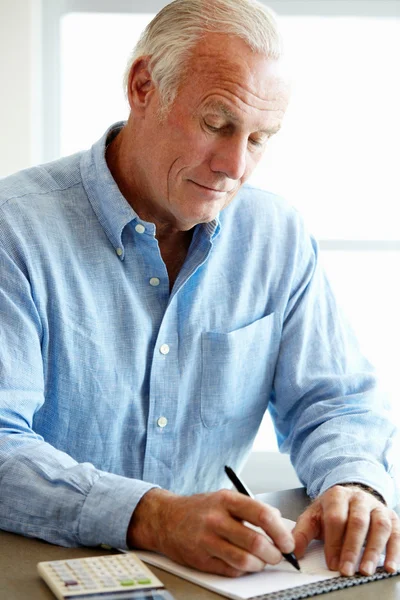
[224,465,301,572]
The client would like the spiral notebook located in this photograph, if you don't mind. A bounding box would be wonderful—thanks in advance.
[135,519,400,600]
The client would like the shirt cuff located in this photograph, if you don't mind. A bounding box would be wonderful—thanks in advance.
[78,471,159,549]
[314,460,396,508]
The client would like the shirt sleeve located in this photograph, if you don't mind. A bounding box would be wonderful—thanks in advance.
[0,245,158,548]
[268,219,399,507]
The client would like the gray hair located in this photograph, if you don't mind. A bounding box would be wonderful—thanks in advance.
[123,0,283,111]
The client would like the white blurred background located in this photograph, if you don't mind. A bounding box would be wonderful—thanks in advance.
[1,0,399,489]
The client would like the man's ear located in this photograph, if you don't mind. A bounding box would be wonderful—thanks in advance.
[127,56,155,114]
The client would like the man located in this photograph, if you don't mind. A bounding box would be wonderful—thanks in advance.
[0,0,399,580]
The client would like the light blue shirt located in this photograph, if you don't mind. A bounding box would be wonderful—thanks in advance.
[0,123,397,549]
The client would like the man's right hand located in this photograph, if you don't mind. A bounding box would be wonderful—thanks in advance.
[126,488,295,577]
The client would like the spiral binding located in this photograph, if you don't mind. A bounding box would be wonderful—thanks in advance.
[249,567,400,600]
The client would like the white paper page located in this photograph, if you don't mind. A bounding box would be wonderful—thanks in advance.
[135,519,339,600]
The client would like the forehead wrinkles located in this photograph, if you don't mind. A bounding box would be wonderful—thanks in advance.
[202,82,287,117]
[189,53,287,115]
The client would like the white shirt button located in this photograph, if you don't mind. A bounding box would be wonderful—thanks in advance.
[157,416,168,428]
[116,247,123,257]
[135,224,145,234]
[160,344,170,355]
[150,278,160,287]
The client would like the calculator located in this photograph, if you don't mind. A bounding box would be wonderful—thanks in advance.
[37,553,176,600]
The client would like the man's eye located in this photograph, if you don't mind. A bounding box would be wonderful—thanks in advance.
[206,123,221,132]
[249,137,267,148]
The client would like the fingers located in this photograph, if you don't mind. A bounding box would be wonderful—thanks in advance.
[145,489,293,576]
[334,492,370,575]
[204,533,273,573]
[359,507,396,576]
[384,511,400,573]
[329,488,392,576]
[213,511,282,567]
[198,555,246,578]
[206,490,293,569]
[225,492,295,556]
[292,503,323,558]
[307,485,400,577]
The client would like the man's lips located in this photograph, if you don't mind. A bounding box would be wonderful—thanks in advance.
[189,180,233,193]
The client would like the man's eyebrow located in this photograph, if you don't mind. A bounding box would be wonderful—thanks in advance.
[202,100,281,135]
[262,123,282,136]
[203,101,238,121]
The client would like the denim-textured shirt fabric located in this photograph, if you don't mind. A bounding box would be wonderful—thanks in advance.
[0,123,397,549]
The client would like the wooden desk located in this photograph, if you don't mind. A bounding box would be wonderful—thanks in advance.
[1,488,400,599]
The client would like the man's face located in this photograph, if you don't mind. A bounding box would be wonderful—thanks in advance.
[129,33,290,231]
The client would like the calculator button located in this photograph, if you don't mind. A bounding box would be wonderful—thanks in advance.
[137,578,152,584]
[56,570,70,578]
[66,561,80,568]
[120,579,136,586]
[100,579,115,587]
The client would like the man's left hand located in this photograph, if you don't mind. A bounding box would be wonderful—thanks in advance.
[292,485,400,576]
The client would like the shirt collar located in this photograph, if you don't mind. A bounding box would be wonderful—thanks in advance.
[80,122,221,259]
[80,122,139,260]
[203,218,221,240]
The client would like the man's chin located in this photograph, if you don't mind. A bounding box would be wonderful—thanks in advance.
[174,210,220,231]
[173,194,235,229]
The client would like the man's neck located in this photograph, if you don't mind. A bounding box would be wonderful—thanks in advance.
[156,226,194,290]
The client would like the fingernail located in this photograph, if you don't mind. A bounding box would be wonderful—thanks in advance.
[341,561,355,576]
[362,561,374,576]
[386,561,398,573]
[330,557,339,571]
[281,539,295,554]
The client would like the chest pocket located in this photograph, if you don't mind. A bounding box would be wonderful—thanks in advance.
[200,312,280,429]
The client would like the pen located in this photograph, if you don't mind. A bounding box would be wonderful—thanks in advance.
[224,465,301,572]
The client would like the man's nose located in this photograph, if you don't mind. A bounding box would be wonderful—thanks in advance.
[210,137,247,181]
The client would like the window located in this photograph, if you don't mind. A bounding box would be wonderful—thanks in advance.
[44,1,400,452]
[60,13,154,155]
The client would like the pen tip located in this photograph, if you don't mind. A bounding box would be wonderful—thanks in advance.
[283,553,301,571]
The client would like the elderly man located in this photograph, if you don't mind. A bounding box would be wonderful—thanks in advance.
[0,0,398,580]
